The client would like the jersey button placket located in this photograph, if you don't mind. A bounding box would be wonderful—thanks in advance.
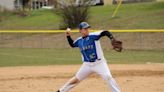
[82,38,90,62]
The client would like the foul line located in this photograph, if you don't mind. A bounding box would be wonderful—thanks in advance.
[0,29,163,33]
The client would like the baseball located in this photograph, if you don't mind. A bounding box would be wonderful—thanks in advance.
[66,28,71,32]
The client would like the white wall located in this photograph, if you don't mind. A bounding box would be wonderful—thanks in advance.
[0,0,15,10]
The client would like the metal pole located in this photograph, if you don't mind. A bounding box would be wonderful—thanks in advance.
[112,0,123,18]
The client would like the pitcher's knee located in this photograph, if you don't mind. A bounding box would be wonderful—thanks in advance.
[69,77,80,85]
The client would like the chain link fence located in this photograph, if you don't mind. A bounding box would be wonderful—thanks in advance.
[0,32,164,50]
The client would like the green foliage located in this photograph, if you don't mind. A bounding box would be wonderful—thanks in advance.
[55,1,90,29]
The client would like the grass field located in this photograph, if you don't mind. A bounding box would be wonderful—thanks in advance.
[0,2,164,30]
[0,48,163,67]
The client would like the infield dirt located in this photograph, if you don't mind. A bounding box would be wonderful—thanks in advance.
[0,64,164,92]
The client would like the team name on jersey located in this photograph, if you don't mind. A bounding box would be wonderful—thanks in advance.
[81,45,94,51]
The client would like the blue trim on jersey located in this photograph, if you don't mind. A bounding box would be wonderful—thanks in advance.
[74,34,101,62]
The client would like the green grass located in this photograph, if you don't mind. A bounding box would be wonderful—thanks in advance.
[89,2,164,29]
[0,48,163,67]
[0,2,164,30]
[0,9,60,30]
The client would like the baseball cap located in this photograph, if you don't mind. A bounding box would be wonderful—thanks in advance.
[79,22,90,29]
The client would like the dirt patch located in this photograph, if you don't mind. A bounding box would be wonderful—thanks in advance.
[0,64,164,92]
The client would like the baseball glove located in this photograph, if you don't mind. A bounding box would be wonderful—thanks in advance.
[111,39,123,52]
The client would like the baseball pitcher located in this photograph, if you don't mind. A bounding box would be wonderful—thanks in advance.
[56,22,122,92]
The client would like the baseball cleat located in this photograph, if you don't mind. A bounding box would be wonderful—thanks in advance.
[56,90,60,92]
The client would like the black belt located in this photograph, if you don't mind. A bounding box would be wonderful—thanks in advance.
[89,59,101,62]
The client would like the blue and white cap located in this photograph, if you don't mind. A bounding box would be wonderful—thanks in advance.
[79,22,90,29]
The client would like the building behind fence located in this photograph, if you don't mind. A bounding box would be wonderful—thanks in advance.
[0,0,159,10]
[0,0,54,10]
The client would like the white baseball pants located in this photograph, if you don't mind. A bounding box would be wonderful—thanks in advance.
[59,59,121,92]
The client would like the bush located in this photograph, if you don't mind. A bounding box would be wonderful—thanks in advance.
[55,0,90,29]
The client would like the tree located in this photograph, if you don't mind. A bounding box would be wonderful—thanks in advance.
[55,0,91,29]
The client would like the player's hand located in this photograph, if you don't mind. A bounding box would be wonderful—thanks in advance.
[66,28,71,36]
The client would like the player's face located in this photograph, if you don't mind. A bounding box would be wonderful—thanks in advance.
[80,28,89,37]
